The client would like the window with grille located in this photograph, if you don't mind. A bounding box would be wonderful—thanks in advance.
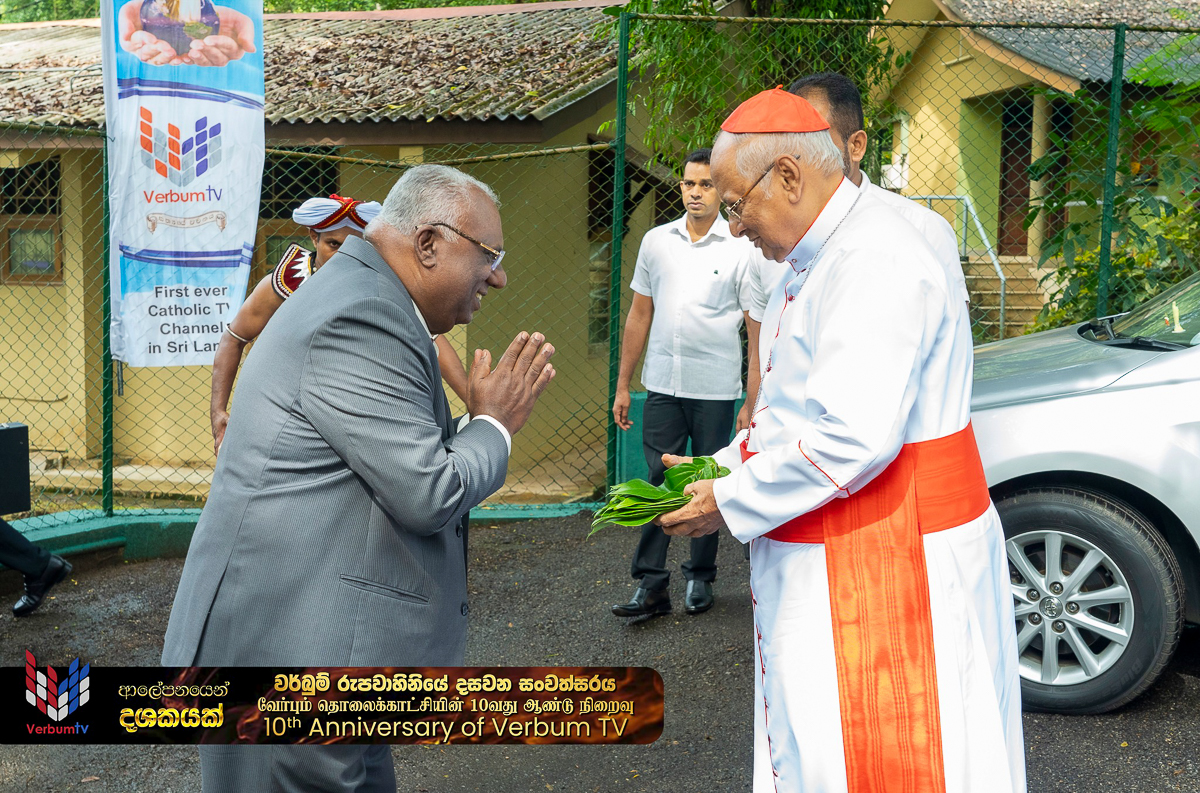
[260,148,338,220]
[1,157,61,285]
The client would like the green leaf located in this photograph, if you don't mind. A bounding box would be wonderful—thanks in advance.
[589,459,732,536]
[608,479,668,499]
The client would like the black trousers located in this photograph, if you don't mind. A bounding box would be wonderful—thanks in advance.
[630,392,735,592]
[0,518,49,578]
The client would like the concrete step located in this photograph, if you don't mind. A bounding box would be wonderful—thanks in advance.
[966,290,1048,309]
[973,319,1037,340]
[972,302,1044,318]
[964,254,1038,267]
[963,259,1044,279]
[966,277,1044,295]
[29,452,64,473]
[964,270,1043,283]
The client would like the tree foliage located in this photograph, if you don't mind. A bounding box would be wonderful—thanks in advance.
[1026,33,1200,329]
[1,0,98,22]
[610,0,903,169]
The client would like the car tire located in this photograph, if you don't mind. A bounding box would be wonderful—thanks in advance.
[995,487,1184,714]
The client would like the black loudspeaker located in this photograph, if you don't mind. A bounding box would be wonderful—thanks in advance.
[0,423,31,515]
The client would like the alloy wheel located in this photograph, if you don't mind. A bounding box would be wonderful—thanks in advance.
[1007,530,1134,686]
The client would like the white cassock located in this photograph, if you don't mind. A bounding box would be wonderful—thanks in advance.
[711,178,1026,793]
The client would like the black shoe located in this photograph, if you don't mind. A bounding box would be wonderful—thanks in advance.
[13,555,72,618]
[611,587,672,618]
[685,580,714,615]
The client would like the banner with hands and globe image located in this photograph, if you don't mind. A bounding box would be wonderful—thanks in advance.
[101,0,264,367]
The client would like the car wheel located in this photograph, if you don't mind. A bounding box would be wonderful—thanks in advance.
[995,487,1184,714]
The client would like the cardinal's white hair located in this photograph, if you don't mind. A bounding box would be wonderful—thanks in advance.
[712,129,844,196]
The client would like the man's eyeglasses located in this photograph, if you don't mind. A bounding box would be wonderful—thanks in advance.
[723,162,776,223]
[424,222,506,271]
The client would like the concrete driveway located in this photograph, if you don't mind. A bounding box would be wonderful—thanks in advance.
[2,514,1198,792]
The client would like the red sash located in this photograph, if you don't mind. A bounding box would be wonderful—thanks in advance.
[741,422,990,793]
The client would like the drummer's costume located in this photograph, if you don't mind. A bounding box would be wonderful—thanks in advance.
[214,196,383,454]
[708,91,1026,793]
[270,243,316,299]
[269,195,381,300]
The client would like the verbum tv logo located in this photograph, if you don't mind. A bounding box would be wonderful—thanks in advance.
[25,650,90,724]
[139,107,223,187]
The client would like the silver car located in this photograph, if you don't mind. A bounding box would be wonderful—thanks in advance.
[972,272,1200,714]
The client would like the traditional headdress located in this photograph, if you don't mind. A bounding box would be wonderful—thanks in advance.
[291,194,382,232]
[720,87,831,134]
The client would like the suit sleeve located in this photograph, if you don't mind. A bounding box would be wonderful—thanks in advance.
[301,297,509,535]
[712,250,942,541]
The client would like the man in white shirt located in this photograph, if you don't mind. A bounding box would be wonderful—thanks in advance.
[610,148,756,619]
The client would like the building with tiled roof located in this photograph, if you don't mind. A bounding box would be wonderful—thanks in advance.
[881,0,1197,337]
[0,0,627,142]
[943,0,1200,84]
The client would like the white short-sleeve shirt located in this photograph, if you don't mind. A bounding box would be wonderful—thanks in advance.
[744,176,971,323]
[629,214,756,400]
[860,173,970,303]
[745,249,778,324]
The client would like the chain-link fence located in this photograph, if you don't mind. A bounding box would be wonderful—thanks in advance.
[614,14,1200,344]
[3,122,678,528]
[5,12,1200,533]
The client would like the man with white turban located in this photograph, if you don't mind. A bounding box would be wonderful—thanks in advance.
[210,194,469,454]
[657,88,1025,793]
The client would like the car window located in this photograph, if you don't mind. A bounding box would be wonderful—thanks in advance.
[1110,271,1200,346]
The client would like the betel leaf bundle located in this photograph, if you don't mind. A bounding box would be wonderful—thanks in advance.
[589,456,731,537]
[662,455,728,493]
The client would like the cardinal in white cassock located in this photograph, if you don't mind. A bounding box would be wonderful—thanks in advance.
[657,88,1027,793]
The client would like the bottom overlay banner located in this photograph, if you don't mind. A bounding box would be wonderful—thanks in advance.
[5,657,663,745]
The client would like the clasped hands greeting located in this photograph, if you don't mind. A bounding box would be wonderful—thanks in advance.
[463,334,725,539]
[655,454,727,538]
[118,0,256,67]
[467,331,556,437]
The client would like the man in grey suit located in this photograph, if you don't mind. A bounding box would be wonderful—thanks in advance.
[162,165,555,792]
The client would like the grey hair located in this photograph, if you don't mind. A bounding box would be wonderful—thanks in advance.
[712,130,844,196]
[369,164,499,237]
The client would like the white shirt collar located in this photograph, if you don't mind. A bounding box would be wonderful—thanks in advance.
[783,177,859,272]
[669,213,731,245]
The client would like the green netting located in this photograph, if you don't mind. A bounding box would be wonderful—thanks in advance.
[2,130,656,528]
[5,13,1200,530]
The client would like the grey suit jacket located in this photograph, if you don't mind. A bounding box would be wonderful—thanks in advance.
[162,235,508,667]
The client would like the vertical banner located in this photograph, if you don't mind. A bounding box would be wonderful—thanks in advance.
[101,0,264,367]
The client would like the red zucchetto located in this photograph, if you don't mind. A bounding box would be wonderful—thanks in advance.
[720,87,831,134]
